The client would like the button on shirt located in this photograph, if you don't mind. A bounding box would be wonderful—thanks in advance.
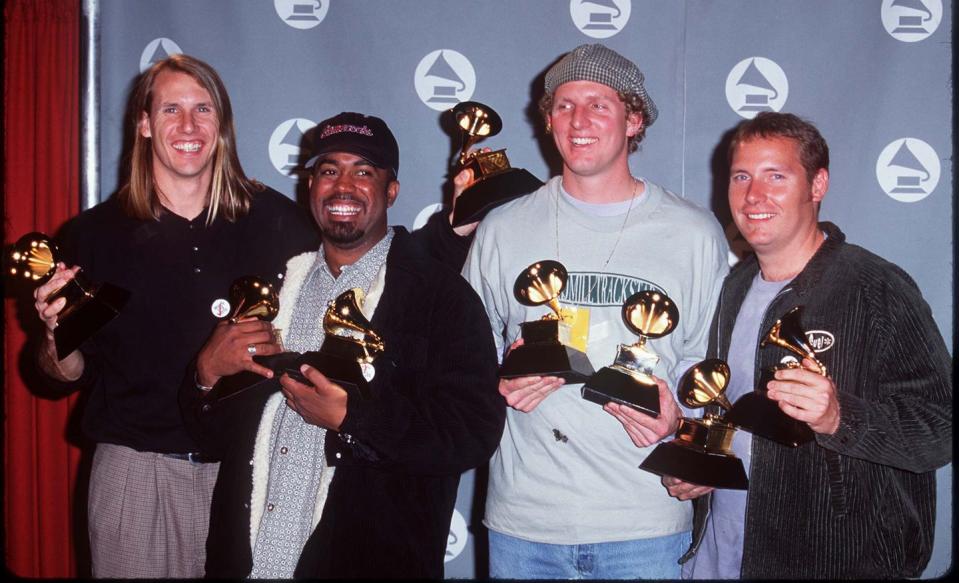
[250,229,394,578]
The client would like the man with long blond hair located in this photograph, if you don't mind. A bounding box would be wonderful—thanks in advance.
[31,54,319,577]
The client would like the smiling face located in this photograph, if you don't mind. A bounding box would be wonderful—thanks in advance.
[729,136,828,264]
[309,152,398,254]
[547,80,642,182]
[138,70,219,190]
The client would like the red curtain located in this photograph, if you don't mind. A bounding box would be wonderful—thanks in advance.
[3,0,85,577]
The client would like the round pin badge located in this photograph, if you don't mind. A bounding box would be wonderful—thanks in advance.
[211,298,231,318]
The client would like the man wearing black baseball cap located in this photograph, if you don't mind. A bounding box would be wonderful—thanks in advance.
[189,112,504,578]
[463,45,729,578]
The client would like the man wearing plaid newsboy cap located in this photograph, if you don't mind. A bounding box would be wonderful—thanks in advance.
[462,44,730,579]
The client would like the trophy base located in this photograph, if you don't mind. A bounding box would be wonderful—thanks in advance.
[205,367,281,406]
[207,341,373,404]
[639,440,749,490]
[499,342,594,385]
[726,392,814,447]
[206,352,297,404]
[450,168,544,227]
[581,366,660,417]
[297,349,371,399]
[54,282,131,359]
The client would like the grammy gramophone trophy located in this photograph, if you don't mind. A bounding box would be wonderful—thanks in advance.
[294,287,385,399]
[210,286,383,402]
[581,290,679,417]
[639,359,749,490]
[448,101,543,227]
[725,306,818,447]
[499,260,594,384]
[8,232,130,359]
[225,275,280,324]
[205,275,284,401]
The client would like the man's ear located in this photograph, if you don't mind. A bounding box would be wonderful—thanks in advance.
[626,111,643,139]
[810,168,829,203]
[386,180,399,208]
[138,111,152,139]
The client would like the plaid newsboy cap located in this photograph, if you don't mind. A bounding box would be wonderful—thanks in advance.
[544,43,658,127]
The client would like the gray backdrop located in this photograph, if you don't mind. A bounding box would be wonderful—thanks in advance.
[92,0,952,578]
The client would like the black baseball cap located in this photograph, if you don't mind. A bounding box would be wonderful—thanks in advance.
[306,112,399,177]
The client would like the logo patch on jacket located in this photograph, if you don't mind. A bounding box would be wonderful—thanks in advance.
[806,330,835,353]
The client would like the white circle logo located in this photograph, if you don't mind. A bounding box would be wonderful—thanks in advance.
[725,57,789,119]
[414,50,476,111]
[445,509,468,563]
[876,138,940,202]
[210,298,231,319]
[139,38,183,72]
[881,0,942,42]
[805,331,835,354]
[269,118,317,178]
[413,203,445,231]
[570,0,632,39]
[274,0,329,30]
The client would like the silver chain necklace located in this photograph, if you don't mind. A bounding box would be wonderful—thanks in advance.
[555,178,639,270]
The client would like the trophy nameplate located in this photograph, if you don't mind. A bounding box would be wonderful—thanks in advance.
[499,260,594,384]
[725,306,819,447]
[448,101,544,227]
[639,359,749,490]
[581,290,679,417]
[8,232,130,359]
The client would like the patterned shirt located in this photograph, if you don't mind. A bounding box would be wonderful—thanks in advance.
[250,229,394,578]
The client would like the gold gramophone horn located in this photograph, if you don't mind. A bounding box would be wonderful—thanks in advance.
[761,306,827,375]
[452,101,503,166]
[513,260,568,319]
[324,288,385,359]
[9,232,58,283]
[227,276,279,324]
[677,358,733,412]
[623,290,679,339]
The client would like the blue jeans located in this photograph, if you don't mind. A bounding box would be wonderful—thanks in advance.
[488,529,691,579]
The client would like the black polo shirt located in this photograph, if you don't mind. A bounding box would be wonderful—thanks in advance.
[48,187,319,453]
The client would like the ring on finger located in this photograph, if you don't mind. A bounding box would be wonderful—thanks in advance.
[247,343,257,355]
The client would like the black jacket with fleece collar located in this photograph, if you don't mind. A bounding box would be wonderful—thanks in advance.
[183,225,504,579]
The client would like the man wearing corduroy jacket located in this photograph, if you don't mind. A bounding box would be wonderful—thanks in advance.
[666,112,952,579]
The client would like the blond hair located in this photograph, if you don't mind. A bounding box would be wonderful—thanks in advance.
[119,54,259,223]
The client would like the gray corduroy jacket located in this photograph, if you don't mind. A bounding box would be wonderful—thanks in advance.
[681,222,952,578]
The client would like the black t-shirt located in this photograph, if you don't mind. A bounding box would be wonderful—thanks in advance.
[48,187,320,453]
